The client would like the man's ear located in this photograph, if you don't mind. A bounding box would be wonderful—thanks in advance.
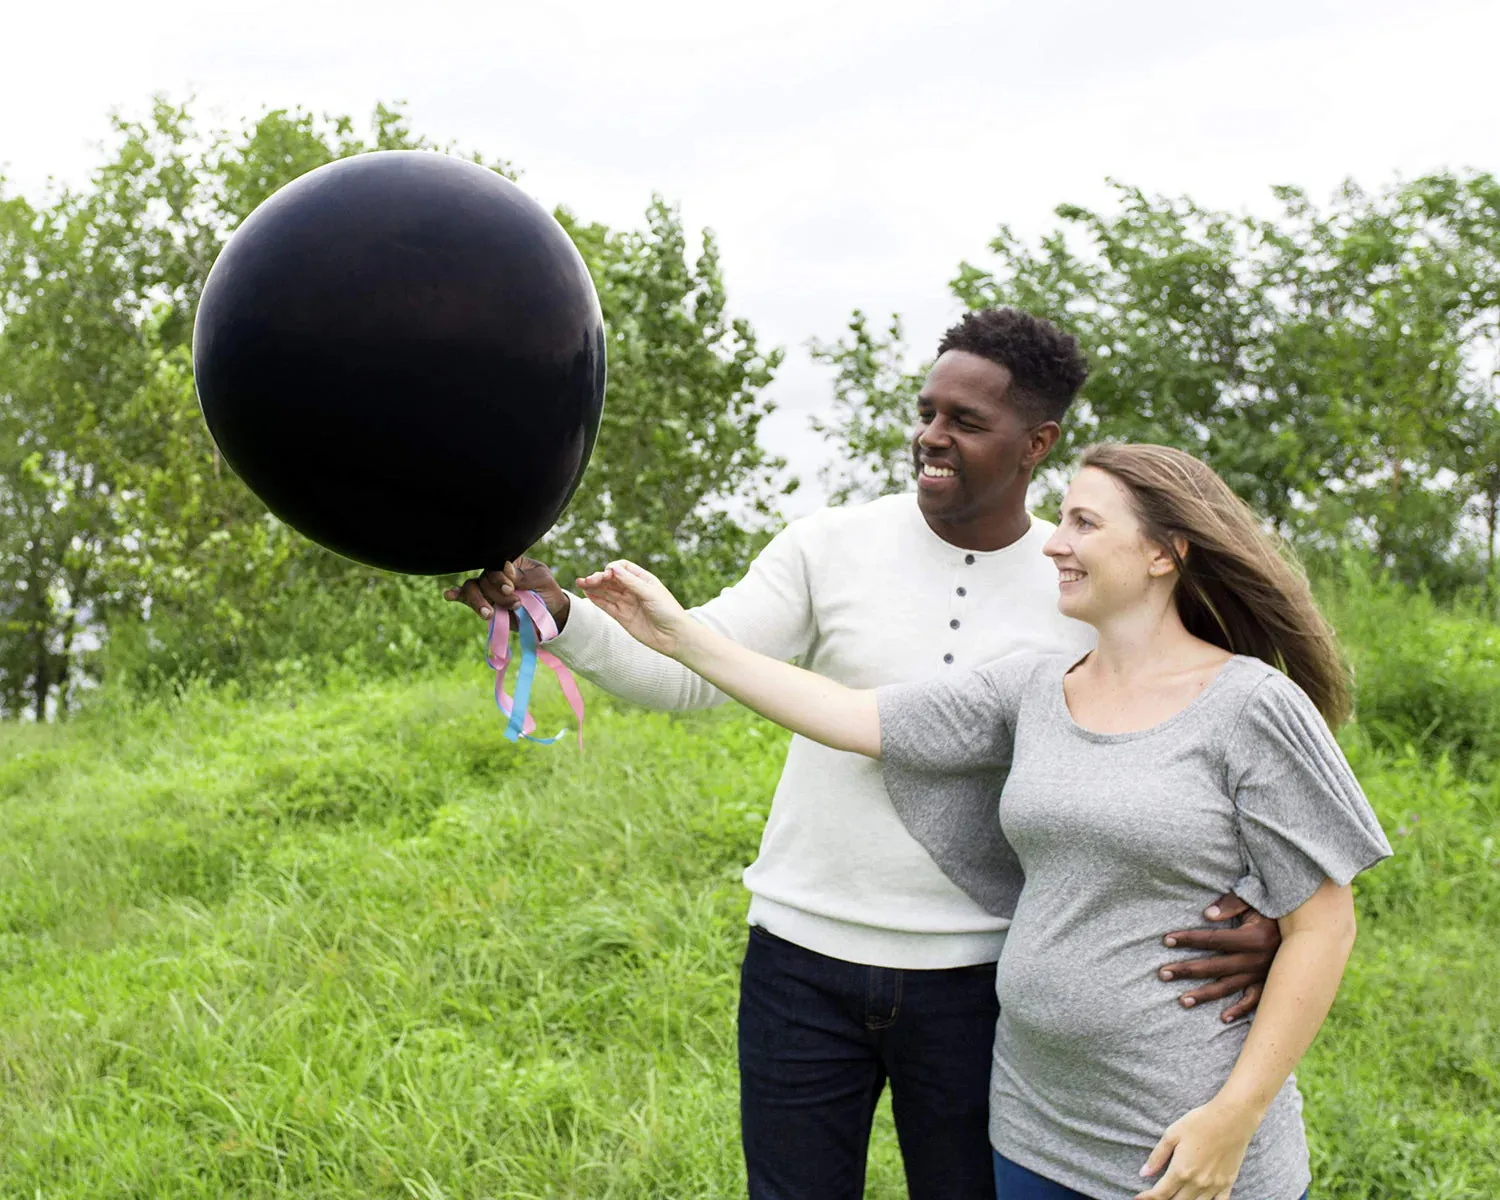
[1025,422,1062,469]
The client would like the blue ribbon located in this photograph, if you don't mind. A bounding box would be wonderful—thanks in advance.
[490,604,565,745]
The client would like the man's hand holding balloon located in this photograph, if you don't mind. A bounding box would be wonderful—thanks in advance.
[445,557,573,630]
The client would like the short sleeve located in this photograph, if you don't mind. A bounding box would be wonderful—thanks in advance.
[877,653,1041,772]
[874,653,1050,918]
[1226,673,1393,920]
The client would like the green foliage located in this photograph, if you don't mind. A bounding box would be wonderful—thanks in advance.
[1301,724,1500,1198]
[1320,557,1500,766]
[0,99,460,717]
[1335,733,1500,927]
[0,99,790,713]
[816,174,1500,595]
[541,201,792,608]
[808,311,923,503]
[959,188,1266,480]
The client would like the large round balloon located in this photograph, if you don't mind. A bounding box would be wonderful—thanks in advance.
[193,151,606,574]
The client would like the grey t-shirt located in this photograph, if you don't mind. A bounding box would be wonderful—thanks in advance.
[878,652,1392,1200]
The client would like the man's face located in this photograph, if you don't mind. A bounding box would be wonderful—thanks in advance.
[910,350,1047,526]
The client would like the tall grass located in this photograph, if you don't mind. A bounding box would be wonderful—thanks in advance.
[2,573,1497,1197]
[1,678,776,1197]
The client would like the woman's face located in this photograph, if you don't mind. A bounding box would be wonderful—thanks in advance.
[1042,466,1176,624]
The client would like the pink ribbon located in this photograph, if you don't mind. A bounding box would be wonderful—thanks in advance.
[485,590,585,747]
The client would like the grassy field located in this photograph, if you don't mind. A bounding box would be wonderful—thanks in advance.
[1,655,1498,1198]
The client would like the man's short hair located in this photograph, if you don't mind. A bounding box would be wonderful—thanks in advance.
[936,308,1088,425]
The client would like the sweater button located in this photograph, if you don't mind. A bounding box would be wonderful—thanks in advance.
[956,587,967,597]
[943,653,954,664]
[965,554,976,565]
[949,619,960,629]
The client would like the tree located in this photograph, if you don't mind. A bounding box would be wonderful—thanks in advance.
[813,187,1287,517]
[954,186,1315,525]
[0,99,461,715]
[1254,181,1480,586]
[0,98,791,713]
[1401,172,1500,606]
[540,198,791,606]
[808,311,923,504]
[0,156,153,717]
[814,174,1500,591]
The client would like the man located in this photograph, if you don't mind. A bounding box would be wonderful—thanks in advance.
[447,309,1280,1200]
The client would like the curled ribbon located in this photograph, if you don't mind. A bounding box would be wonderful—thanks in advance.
[485,590,585,747]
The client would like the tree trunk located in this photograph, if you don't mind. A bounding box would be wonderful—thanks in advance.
[55,575,85,721]
[32,635,50,722]
[1487,486,1498,615]
[56,624,77,721]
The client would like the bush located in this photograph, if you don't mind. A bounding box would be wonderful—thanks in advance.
[96,570,483,701]
[1339,732,1500,927]
[1318,557,1500,765]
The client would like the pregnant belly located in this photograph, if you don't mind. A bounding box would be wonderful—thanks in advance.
[996,924,1242,1066]
[995,943,1251,1150]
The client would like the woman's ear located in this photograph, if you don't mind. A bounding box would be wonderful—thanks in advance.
[1147,535,1187,578]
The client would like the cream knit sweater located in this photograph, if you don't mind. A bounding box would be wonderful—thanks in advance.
[546,492,1094,969]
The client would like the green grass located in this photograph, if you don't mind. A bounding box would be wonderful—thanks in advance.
[0,669,1496,1198]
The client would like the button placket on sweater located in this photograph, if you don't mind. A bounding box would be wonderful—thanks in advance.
[945,554,975,665]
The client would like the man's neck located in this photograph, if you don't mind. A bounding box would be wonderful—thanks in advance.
[920,503,1033,552]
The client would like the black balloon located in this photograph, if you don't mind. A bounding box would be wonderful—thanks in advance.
[193,151,606,575]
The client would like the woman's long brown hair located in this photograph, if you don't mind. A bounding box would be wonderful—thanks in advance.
[1078,443,1351,727]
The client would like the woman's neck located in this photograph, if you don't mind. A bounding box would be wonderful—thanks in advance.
[1084,600,1211,682]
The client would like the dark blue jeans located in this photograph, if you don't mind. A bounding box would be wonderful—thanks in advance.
[993,1152,1310,1199]
[738,925,999,1200]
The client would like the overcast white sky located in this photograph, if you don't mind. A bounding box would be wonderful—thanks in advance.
[3,0,1498,515]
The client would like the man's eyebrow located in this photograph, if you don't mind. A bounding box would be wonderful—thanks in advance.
[916,397,989,421]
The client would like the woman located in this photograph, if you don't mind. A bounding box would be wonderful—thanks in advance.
[552,444,1391,1200]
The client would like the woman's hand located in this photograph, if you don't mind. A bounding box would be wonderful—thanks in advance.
[581,560,881,757]
[1134,1099,1258,1200]
[576,560,692,656]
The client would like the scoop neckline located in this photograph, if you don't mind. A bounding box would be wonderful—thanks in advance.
[1054,653,1251,744]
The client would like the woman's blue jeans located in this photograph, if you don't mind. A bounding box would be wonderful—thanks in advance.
[994,1151,1310,1199]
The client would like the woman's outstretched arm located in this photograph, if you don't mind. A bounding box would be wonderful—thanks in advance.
[571,560,881,758]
